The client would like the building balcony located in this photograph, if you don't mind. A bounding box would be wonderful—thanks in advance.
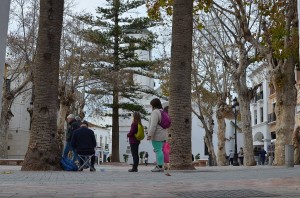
[268,112,276,123]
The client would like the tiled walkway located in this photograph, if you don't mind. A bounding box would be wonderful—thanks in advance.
[0,165,299,197]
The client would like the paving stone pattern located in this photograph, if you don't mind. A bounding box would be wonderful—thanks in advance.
[172,189,277,198]
[0,165,299,198]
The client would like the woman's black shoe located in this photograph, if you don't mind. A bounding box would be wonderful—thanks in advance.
[128,169,138,172]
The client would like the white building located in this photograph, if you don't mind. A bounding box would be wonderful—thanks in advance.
[249,65,273,154]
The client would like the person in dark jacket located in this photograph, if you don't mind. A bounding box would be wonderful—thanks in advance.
[62,114,80,162]
[259,148,267,165]
[71,120,97,171]
[127,112,142,172]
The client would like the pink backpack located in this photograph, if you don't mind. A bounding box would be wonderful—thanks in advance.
[159,110,171,129]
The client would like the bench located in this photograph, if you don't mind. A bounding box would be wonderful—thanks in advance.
[0,159,24,165]
[192,159,208,167]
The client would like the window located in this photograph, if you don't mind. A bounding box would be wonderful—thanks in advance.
[254,110,257,125]
[271,131,276,139]
[260,107,263,122]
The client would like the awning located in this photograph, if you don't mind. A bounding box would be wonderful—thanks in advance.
[253,141,264,146]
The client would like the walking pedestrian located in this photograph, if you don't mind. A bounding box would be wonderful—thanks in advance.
[229,150,234,165]
[260,148,267,165]
[238,147,244,165]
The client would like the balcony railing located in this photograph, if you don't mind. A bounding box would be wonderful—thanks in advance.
[268,112,276,123]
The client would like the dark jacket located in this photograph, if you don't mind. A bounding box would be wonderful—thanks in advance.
[66,119,80,142]
[127,121,140,144]
[71,126,96,151]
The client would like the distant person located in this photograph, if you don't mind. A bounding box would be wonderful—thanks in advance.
[238,147,244,165]
[75,116,81,122]
[71,120,96,171]
[259,148,267,165]
[144,152,149,166]
[229,150,234,165]
[147,98,167,172]
[163,140,171,176]
[192,154,194,162]
[127,112,142,172]
[63,114,80,162]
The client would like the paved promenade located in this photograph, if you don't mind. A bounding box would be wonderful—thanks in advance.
[0,164,299,198]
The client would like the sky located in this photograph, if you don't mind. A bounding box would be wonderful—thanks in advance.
[72,0,172,59]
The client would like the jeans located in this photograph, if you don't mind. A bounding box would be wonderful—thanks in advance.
[63,141,78,162]
[239,157,244,165]
[152,141,164,166]
[130,143,139,170]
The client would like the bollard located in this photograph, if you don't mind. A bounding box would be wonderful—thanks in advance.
[285,145,294,168]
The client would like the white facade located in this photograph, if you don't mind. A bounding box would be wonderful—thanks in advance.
[88,123,111,163]
[249,65,272,151]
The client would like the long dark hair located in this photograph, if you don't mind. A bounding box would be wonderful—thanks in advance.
[133,111,142,124]
[150,98,163,109]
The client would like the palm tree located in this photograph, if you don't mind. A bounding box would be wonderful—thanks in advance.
[22,0,64,171]
[169,0,194,170]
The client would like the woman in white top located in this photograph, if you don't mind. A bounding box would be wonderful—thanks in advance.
[147,98,167,172]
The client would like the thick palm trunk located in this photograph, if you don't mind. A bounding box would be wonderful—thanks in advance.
[169,0,194,170]
[22,0,64,171]
[216,111,228,166]
[272,65,296,165]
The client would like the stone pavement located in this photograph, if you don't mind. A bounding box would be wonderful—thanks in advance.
[0,164,299,198]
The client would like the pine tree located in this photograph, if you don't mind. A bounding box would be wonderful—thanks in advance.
[78,0,158,162]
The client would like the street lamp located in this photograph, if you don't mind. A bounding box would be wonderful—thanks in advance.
[232,97,239,166]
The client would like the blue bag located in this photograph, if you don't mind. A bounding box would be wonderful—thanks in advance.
[60,157,78,171]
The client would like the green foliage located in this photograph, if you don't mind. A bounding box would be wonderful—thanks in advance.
[139,151,145,159]
[77,0,160,117]
[123,154,129,162]
[146,0,212,20]
[195,153,200,160]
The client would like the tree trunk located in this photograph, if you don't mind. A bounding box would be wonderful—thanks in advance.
[57,103,69,151]
[204,131,217,166]
[0,94,11,159]
[292,126,300,164]
[233,71,256,166]
[22,0,64,171]
[272,66,296,165]
[111,88,120,162]
[110,0,120,162]
[216,111,227,166]
[239,97,256,166]
[169,0,194,170]
[0,74,32,159]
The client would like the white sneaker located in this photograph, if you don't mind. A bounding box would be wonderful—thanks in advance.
[151,166,164,172]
